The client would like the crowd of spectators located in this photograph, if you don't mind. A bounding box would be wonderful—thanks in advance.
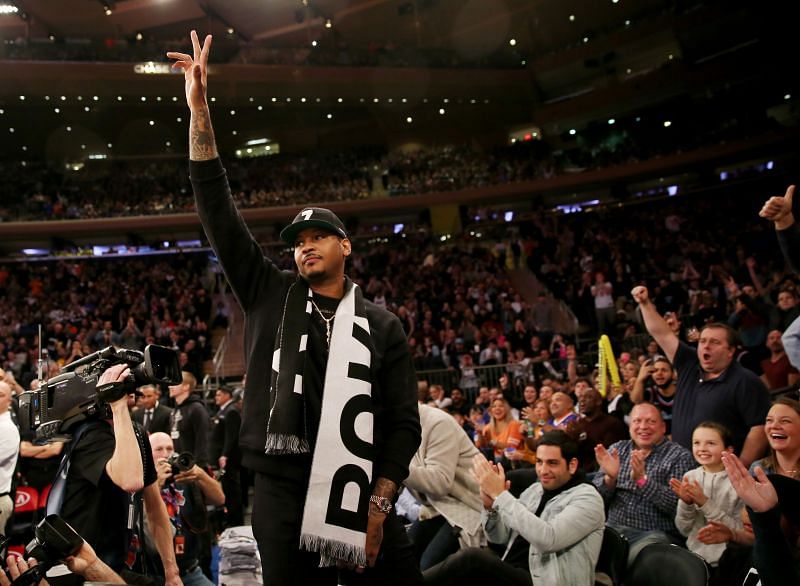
[0,88,783,223]
[0,253,216,391]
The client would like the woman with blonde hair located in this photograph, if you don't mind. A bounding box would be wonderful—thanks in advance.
[475,397,522,464]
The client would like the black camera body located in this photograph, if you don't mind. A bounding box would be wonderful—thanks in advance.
[11,515,84,586]
[17,345,180,443]
[168,451,195,476]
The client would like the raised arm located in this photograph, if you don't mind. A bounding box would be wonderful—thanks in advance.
[100,366,144,493]
[631,286,679,363]
[167,30,217,162]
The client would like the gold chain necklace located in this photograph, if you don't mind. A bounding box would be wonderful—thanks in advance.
[310,299,335,346]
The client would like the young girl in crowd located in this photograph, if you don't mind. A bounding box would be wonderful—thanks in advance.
[671,422,745,569]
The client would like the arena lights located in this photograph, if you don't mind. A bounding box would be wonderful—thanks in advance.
[327,113,333,119]
[337,98,343,103]
[509,39,516,46]
[325,19,332,28]
[311,40,318,47]
[663,120,672,127]
[569,129,577,135]
[0,4,19,14]
[785,94,792,100]
[136,32,143,41]
[19,95,25,101]
[104,5,112,16]
[439,108,445,115]
[54,108,60,113]
[227,27,234,35]
[406,116,413,123]
[258,105,263,111]
[8,128,14,133]
[607,118,616,125]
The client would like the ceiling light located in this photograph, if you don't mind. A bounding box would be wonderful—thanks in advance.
[136,32,143,41]
[509,39,516,46]
[84,106,90,112]
[325,19,332,28]
[141,96,146,101]
[19,95,25,101]
[439,108,445,115]
[149,120,154,126]
[569,129,576,135]
[54,108,60,113]
[227,27,234,35]
[104,6,112,16]
[569,15,575,22]
[258,105,263,111]
[117,96,123,101]
[608,118,615,125]
[232,130,237,135]
[93,96,99,101]
[311,40,318,47]
[66,126,71,132]
[785,93,792,100]
[230,109,236,115]
[327,113,333,119]
[176,117,182,122]
[663,120,672,127]
[107,143,112,148]
[0,5,20,14]
[406,116,413,123]
[338,98,343,103]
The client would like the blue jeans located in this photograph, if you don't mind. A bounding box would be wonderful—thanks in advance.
[182,566,215,586]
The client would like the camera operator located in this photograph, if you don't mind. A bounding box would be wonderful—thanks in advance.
[149,432,224,586]
[53,364,180,586]
[1,538,125,585]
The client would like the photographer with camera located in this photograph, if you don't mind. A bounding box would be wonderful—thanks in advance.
[149,432,224,586]
[51,364,180,586]
[1,521,127,585]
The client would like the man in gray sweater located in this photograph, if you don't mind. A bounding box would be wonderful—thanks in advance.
[424,430,604,586]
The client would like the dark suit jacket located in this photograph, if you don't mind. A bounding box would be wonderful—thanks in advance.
[133,403,172,435]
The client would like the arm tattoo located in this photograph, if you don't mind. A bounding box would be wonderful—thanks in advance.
[372,477,398,500]
[190,107,218,161]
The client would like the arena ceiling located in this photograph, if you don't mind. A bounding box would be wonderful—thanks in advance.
[0,1,795,160]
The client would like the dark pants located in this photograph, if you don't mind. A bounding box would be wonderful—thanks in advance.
[407,516,460,571]
[221,467,244,527]
[253,471,423,586]
[423,548,532,586]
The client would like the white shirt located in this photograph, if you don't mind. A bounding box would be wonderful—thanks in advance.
[0,411,20,493]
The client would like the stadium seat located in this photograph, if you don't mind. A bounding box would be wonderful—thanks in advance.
[625,543,709,586]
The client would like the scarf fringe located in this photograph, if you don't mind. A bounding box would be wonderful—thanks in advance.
[264,433,310,455]
[300,534,368,568]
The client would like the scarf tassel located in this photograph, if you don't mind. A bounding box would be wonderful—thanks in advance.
[300,534,368,568]
[264,433,310,455]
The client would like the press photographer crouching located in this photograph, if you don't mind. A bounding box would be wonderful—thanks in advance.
[149,433,224,586]
[0,515,125,585]
[16,346,183,586]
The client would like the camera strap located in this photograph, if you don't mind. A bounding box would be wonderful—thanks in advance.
[46,420,102,516]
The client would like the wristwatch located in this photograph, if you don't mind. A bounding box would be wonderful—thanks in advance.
[369,495,393,514]
[635,474,648,488]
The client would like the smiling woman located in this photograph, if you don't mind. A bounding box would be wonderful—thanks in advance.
[753,398,800,480]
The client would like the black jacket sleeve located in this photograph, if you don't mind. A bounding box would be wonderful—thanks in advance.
[776,223,800,274]
[373,315,421,487]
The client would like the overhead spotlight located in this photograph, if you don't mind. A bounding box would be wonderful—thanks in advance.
[663,120,672,127]
[438,108,445,115]
[135,32,143,41]
[48,34,55,41]
[0,5,19,14]
[104,5,112,16]
[569,14,575,22]
[327,113,333,119]
[509,38,516,46]
[785,93,792,100]
[607,118,615,125]
[406,116,413,123]
[325,18,332,28]
[311,40,318,47]
[569,128,576,135]
[149,120,155,126]
[227,27,234,35]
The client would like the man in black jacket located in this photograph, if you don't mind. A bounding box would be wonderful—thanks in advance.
[167,371,210,468]
[133,384,172,435]
[210,386,243,527]
[168,31,421,586]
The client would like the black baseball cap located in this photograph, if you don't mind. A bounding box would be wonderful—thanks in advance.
[280,207,348,244]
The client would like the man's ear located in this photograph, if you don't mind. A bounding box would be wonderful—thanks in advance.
[341,238,352,257]
[568,458,579,475]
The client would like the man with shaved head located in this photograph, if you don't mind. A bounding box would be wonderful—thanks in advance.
[593,403,695,564]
